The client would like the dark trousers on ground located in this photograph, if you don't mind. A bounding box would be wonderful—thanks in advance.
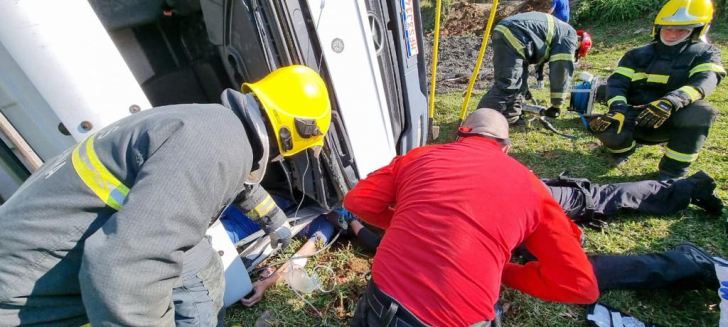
[545,177,694,222]
[545,178,705,292]
[589,251,704,292]
[594,100,718,177]
[477,31,529,123]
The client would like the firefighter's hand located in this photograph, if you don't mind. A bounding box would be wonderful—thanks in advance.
[636,99,672,129]
[544,106,561,118]
[589,111,626,134]
[269,221,292,250]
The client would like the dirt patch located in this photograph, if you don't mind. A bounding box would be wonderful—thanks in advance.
[424,0,552,93]
[439,0,552,36]
[425,35,495,92]
[346,256,371,275]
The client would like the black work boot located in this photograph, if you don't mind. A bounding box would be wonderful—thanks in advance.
[608,155,630,166]
[673,242,728,289]
[607,147,636,167]
[687,170,725,216]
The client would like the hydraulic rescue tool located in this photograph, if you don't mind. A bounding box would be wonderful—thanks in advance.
[522,101,578,140]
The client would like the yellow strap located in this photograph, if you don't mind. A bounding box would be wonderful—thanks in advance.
[665,147,699,162]
[539,15,555,65]
[246,194,276,220]
[494,25,526,58]
[629,72,668,83]
[689,63,726,77]
[607,140,636,154]
[607,96,628,107]
[646,74,669,84]
[550,53,573,62]
[551,92,567,98]
[72,135,130,210]
[631,72,647,81]
[545,15,555,46]
[678,85,702,102]
[613,67,635,78]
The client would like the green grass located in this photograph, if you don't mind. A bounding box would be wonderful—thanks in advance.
[420,0,453,33]
[225,20,728,327]
[572,0,728,25]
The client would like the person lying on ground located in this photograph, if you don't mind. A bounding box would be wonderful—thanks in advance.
[220,195,334,307]
[344,108,599,327]
[336,107,726,304]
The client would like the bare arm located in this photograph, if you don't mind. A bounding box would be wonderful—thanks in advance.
[241,239,318,307]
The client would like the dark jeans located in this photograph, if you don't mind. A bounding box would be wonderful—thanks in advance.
[350,280,434,327]
[173,247,226,327]
[350,280,493,327]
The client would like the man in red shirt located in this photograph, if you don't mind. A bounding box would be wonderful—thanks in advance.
[345,108,599,327]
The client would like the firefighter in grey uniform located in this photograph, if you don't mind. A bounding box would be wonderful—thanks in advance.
[0,65,331,326]
[589,0,724,180]
[477,12,592,125]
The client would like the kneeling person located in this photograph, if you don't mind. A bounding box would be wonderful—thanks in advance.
[590,0,725,180]
[345,109,598,326]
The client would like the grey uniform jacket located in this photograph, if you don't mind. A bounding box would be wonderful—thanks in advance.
[496,12,578,108]
[0,104,259,326]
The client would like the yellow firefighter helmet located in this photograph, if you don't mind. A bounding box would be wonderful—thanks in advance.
[653,0,713,40]
[243,65,331,157]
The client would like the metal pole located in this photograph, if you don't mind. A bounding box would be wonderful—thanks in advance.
[458,0,499,128]
[428,0,443,141]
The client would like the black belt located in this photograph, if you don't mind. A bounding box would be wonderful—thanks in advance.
[363,281,494,327]
[363,281,429,327]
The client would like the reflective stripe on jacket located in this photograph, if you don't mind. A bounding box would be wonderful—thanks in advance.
[495,12,578,108]
[607,40,725,109]
[0,104,252,326]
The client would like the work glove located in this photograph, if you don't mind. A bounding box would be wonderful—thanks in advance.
[269,221,292,250]
[544,106,561,118]
[589,107,627,134]
[636,98,672,129]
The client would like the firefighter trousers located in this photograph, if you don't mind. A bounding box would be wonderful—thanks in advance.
[595,100,718,177]
[477,31,529,123]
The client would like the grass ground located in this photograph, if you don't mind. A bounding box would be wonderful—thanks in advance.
[225,19,728,327]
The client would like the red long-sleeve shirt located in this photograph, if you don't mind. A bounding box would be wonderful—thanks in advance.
[344,137,598,326]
